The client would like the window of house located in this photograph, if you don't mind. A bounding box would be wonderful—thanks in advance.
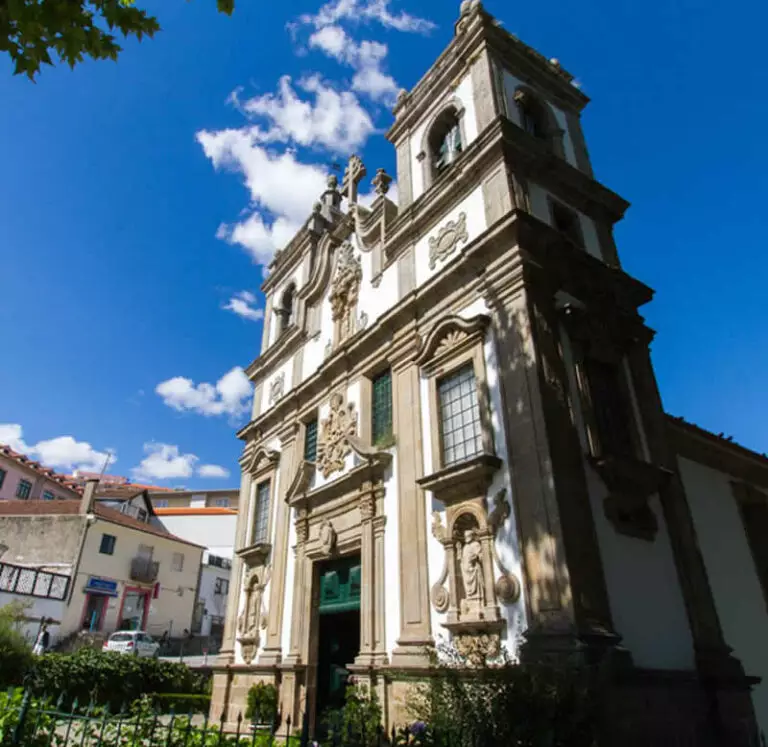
[0,468,6,489]
[214,497,230,507]
[583,357,636,459]
[252,481,271,545]
[136,508,147,522]
[138,543,153,558]
[42,490,55,501]
[214,578,229,595]
[304,419,318,462]
[172,552,184,572]
[154,499,169,508]
[371,369,393,444]
[428,109,463,178]
[550,200,584,247]
[437,363,483,467]
[16,480,32,499]
[99,534,116,555]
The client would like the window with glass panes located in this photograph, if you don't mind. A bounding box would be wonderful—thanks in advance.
[16,480,32,499]
[437,364,483,466]
[371,370,392,443]
[42,491,55,501]
[304,419,318,462]
[0,468,6,489]
[252,481,271,544]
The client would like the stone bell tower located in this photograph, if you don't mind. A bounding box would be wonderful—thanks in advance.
[210,2,758,743]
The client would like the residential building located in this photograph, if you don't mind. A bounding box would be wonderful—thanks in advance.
[0,445,81,502]
[148,488,240,511]
[152,503,237,642]
[0,478,203,646]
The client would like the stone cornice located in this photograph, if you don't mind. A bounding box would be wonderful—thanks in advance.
[244,325,304,381]
[237,211,656,442]
[668,416,768,489]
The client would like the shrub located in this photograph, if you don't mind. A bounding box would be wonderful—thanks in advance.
[406,642,598,747]
[323,683,382,747]
[0,603,34,689]
[151,693,212,714]
[245,682,278,724]
[26,648,210,711]
[0,689,58,747]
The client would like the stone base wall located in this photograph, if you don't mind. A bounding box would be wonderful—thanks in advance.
[210,664,760,745]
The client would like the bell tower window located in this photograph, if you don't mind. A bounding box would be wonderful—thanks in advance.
[276,282,296,335]
[513,88,563,157]
[428,108,463,179]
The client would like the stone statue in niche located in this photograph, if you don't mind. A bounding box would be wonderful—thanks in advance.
[238,569,268,662]
[459,528,485,616]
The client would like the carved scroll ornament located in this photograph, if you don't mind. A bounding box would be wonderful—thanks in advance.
[317,392,358,478]
[428,212,469,270]
[329,243,363,342]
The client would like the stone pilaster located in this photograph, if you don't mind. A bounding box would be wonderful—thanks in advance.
[259,427,298,666]
[219,468,253,662]
[372,514,388,663]
[395,139,412,210]
[285,510,309,665]
[356,487,376,666]
[390,334,433,667]
[470,49,499,134]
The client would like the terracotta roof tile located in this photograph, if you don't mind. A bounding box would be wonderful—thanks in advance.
[0,445,83,495]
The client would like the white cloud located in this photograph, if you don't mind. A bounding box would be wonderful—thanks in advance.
[223,290,264,322]
[308,26,398,104]
[198,464,230,479]
[156,366,252,418]
[298,0,435,34]
[132,443,197,481]
[0,423,115,473]
[232,75,374,153]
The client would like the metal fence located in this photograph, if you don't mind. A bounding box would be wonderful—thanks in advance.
[0,561,69,599]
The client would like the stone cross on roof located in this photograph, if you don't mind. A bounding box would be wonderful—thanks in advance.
[341,154,367,204]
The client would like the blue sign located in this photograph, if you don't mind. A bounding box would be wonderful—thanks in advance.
[84,577,119,596]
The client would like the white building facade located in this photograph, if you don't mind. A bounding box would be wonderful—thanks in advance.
[210,4,764,744]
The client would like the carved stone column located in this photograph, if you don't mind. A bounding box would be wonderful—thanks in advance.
[260,426,298,666]
[285,509,309,665]
[219,466,253,661]
[390,332,433,667]
[372,513,388,663]
[356,485,376,666]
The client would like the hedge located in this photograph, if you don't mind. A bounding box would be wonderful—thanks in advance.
[25,648,210,710]
[151,693,212,714]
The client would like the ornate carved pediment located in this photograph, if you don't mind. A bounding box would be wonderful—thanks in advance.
[329,242,363,341]
[240,445,280,478]
[416,314,491,371]
[428,212,469,270]
[285,460,316,505]
[317,392,358,479]
[589,455,672,541]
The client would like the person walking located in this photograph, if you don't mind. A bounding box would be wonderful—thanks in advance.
[32,623,50,656]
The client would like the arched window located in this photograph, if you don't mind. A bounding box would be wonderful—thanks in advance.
[276,282,295,335]
[428,108,463,179]
[514,89,557,150]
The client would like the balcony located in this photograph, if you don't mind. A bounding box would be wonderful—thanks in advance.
[129,557,159,583]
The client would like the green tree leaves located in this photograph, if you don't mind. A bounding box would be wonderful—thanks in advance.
[0,1,234,80]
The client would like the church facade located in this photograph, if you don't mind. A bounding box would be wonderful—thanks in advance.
[210,3,768,743]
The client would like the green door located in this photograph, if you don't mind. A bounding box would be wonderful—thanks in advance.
[316,556,361,724]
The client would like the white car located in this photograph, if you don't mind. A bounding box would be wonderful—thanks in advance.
[102,631,160,658]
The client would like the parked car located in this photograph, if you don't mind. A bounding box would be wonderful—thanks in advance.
[102,630,160,658]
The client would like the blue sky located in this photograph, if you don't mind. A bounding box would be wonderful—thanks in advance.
[0,0,766,487]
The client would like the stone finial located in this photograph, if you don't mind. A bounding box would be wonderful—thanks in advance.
[371,168,392,196]
[312,201,321,214]
[327,174,338,190]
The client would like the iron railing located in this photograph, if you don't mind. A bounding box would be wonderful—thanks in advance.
[0,560,69,599]
[129,556,159,583]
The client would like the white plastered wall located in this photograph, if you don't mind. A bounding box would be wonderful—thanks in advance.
[422,298,528,654]
[559,331,695,670]
[679,457,768,737]
[234,436,281,665]
[414,186,487,289]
